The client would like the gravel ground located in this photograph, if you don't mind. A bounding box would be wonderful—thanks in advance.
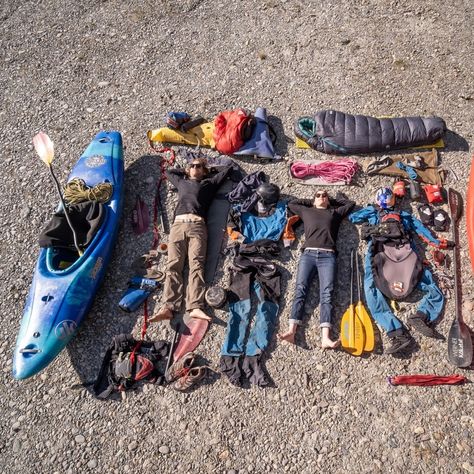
[1,1,474,473]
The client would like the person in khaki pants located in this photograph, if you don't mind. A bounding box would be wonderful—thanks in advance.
[150,157,232,322]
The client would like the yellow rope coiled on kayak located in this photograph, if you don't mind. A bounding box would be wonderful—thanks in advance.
[64,178,113,204]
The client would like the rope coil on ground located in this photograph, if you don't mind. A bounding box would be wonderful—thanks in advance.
[290,158,358,184]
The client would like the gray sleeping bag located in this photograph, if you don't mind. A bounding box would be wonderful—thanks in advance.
[294,110,446,155]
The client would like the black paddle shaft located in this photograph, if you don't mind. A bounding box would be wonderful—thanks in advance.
[448,188,463,322]
[350,249,354,306]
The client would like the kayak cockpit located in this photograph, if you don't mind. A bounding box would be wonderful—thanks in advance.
[47,247,81,272]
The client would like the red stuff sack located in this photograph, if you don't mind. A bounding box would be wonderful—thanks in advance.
[213,109,254,155]
[424,184,444,204]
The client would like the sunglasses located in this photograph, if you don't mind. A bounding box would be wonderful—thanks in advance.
[189,163,203,169]
[315,192,328,198]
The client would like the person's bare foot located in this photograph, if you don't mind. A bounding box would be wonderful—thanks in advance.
[321,336,340,349]
[321,327,340,349]
[189,308,212,321]
[277,330,296,344]
[149,306,173,322]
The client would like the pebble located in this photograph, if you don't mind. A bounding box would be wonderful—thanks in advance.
[128,441,138,451]
[20,207,31,219]
[98,81,109,88]
[12,421,21,432]
[158,445,170,455]
[87,459,98,469]
[75,435,85,444]
[463,462,474,474]
[12,439,21,453]
[463,300,473,311]
[414,427,425,435]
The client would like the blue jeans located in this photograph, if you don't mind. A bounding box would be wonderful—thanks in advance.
[221,281,279,357]
[289,249,336,328]
[364,241,444,333]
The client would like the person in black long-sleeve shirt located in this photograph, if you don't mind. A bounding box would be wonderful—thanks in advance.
[150,157,232,322]
[278,190,355,348]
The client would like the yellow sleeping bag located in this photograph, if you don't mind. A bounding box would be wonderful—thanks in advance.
[147,122,215,148]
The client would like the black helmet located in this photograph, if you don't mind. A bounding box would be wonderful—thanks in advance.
[256,183,280,205]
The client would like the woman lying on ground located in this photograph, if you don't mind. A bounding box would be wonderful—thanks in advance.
[150,157,232,323]
[278,190,355,348]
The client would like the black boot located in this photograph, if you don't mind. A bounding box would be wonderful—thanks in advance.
[386,329,412,354]
[408,311,436,338]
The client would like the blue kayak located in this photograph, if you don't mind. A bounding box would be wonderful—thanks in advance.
[12,131,124,380]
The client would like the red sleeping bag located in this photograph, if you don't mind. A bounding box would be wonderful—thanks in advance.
[214,108,252,155]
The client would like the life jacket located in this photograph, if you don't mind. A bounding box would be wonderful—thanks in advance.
[213,109,256,155]
[93,334,169,399]
[370,208,423,301]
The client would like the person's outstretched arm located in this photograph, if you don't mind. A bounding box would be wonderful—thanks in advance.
[288,198,313,216]
[332,192,356,217]
[207,164,233,187]
[402,212,454,249]
[349,205,378,225]
[165,168,186,187]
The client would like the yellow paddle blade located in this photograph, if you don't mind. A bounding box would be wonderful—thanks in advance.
[356,301,375,352]
[340,304,365,356]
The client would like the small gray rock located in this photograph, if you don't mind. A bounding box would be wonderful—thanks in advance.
[158,445,170,455]
[75,435,85,444]
[12,439,21,453]
[87,459,98,469]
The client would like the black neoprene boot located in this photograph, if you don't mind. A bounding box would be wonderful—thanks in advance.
[386,329,412,354]
[408,311,436,338]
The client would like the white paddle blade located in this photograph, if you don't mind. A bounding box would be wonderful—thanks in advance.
[33,132,54,166]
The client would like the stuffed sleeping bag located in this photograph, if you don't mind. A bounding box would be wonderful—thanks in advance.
[294,110,446,155]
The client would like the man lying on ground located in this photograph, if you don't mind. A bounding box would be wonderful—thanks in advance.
[150,157,232,323]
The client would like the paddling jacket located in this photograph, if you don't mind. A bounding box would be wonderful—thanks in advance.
[349,205,448,249]
[166,165,232,219]
[288,194,355,251]
[227,201,299,246]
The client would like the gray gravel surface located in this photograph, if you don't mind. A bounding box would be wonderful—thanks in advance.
[1,1,474,473]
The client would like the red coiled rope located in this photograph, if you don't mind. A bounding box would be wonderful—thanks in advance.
[291,159,358,184]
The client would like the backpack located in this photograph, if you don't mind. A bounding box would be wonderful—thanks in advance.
[93,334,169,399]
[370,209,423,300]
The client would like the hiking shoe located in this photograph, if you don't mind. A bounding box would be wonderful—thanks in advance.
[165,352,196,383]
[172,366,206,391]
[409,313,436,338]
[386,332,412,354]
